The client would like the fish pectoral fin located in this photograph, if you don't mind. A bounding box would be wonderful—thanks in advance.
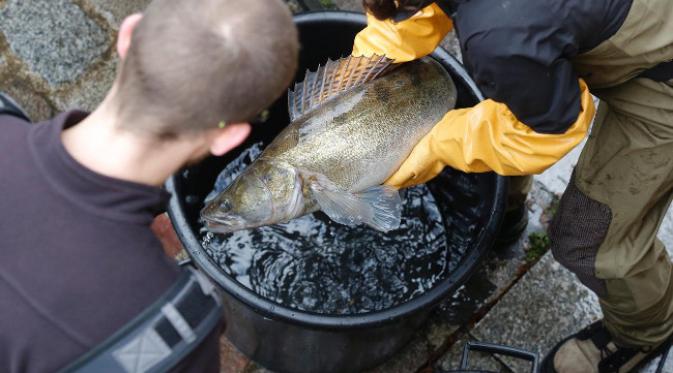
[287,54,394,121]
[309,179,402,232]
[355,186,404,232]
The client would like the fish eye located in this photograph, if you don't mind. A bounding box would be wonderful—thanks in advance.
[220,199,232,211]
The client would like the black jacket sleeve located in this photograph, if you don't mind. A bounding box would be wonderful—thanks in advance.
[462,31,582,134]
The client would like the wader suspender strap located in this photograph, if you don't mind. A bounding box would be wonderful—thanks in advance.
[640,60,673,82]
[59,267,222,373]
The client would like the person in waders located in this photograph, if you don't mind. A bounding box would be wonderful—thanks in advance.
[350,0,673,371]
[0,0,298,371]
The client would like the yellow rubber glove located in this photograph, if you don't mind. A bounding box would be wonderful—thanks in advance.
[385,79,595,188]
[352,3,452,63]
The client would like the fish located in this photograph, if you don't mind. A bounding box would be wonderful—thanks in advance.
[201,55,457,234]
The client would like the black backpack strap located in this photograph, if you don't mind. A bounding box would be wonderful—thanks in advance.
[0,92,31,122]
[59,267,222,373]
[640,60,673,82]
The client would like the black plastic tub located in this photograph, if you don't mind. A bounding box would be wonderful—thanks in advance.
[166,11,507,373]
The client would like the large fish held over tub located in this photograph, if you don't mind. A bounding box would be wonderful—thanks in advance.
[201,55,457,234]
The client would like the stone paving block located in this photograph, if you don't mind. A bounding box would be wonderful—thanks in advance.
[660,213,673,258]
[424,317,461,351]
[534,141,583,197]
[152,213,185,259]
[452,253,602,373]
[0,82,54,122]
[440,32,461,62]
[366,333,431,373]
[0,50,55,120]
[220,335,251,373]
[52,57,117,111]
[242,362,274,373]
[286,0,304,14]
[641,349,673,373]
[656,190,673,260]
[334,0,361,12]
[232,333,432,373]
[0,0,109,86]
[86,0,153,29]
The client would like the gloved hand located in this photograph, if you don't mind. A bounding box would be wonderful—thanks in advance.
[384,79,596,189]
[352,3,452,63]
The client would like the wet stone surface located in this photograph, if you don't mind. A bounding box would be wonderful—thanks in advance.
[439,253,602,373]
[85,0,153,29]
[366,333,431,373]
[641,351,673,373]
[1,83,54,122]
[51,56,117,111]
[219,335,251,373]
[0,0,109,86]
[333,0,361,11]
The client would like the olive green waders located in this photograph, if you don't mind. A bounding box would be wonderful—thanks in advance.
[540,0,673,347]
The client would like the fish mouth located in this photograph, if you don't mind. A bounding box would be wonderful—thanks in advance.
[200,211,248,234]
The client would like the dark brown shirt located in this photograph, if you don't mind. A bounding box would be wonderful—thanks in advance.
[0,111,220,372]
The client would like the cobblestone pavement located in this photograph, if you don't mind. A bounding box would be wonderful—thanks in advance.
[1,0,671,372]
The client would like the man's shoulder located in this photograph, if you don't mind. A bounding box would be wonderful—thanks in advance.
[0,236,182,373]
[0,114,31,143]
[0,274,90,373]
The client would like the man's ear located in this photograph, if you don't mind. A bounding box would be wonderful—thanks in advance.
[209,123,252,157]
[117,13,143,60]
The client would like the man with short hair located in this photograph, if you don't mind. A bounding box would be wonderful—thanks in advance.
[0,0,298,371]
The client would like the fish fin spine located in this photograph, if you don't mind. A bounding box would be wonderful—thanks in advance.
[287,54,394,122]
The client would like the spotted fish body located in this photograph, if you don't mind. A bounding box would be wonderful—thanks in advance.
[202,56,457,234]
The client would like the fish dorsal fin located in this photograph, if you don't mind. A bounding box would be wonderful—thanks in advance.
[288,54,393,122]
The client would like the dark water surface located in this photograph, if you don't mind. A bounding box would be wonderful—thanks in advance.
[200,144,459,314]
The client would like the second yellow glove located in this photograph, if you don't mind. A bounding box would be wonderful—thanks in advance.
[385,79,595,189]
[352,3,452,63]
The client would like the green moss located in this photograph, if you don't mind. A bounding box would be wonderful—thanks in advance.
[526,232,550,262]
[318,0,336,9]
[546,195,560,217]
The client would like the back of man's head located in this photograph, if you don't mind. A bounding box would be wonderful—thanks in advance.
[114,0,298,137]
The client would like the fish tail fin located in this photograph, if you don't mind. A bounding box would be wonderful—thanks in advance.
[308,174,402,232]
